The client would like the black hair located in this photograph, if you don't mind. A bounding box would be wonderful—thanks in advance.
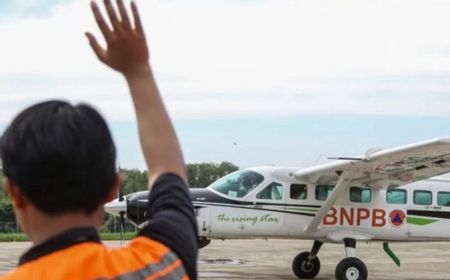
[0,100,116,215]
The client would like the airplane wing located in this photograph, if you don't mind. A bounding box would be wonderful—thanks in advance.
[297,137,450,234]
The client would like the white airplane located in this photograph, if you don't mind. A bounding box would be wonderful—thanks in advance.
[106,137,450,280]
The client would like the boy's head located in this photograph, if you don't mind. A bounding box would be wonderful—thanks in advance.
[0,100,117,215]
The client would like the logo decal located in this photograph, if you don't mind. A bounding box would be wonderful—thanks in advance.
[389,209,406,227]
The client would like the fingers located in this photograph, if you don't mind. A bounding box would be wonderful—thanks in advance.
[92,0,142,35]
[104,0,123,34]
[90,1,112,41]
[131,1,145,35]
[85,32,107,62]
[117,0,132,30]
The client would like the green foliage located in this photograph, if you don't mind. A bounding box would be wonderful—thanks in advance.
[119,162,239,193]
[0,169,18,233]
[187,162,239,188]
[120,168,148,195]
[0,233,29,242]
[0,162,239,238]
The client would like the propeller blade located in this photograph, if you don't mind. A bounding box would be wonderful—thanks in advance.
[119,211,125,245]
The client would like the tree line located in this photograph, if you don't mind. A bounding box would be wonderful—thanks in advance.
[120,161,238,193]
[0,162,239,233]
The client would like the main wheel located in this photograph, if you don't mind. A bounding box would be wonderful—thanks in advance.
[198,239,211,249]
[292,251,320,279]
[335,257,368,280]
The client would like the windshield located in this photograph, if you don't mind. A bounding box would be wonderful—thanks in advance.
[128,191,149,201]
[208,170,265,198]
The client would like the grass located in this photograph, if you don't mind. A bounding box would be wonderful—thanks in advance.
[0,232,137,242]
[99,232,136,241]
[0,233,29,242]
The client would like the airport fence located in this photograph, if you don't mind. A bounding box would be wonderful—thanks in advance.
[0,221,20,234]
[0,215,138,242]
[0,215,137,234]
[0,232,137,242]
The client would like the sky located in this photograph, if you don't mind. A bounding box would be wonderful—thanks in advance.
[1,0,450,170]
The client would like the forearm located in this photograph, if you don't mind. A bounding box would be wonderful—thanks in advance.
[86,0,185,185]
[125,69,186,186]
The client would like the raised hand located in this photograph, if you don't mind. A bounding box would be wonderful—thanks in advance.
[85,0,186,183]
[86,0,150,76]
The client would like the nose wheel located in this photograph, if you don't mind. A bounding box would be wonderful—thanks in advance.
[292,241,322,279]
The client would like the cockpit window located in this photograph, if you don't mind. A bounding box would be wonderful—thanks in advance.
[128,191,149,201]
[208,170,264,198]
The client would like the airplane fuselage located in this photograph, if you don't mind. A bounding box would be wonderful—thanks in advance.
[110,166,450,244]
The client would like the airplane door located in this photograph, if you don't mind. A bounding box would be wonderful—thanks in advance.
[248,181,286,236]
[408,189,443,238]
[206,181,286,238]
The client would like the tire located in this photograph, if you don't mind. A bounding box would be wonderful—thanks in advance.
[198,239,211,249]
[292,251,320,279]
[335,257,368,280]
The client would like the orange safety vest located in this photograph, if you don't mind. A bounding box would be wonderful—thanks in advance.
[0,236,189,280]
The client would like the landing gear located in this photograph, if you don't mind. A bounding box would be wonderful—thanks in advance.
[335,258,367,280]
[292,239,368,280]
[335,238,367,280]
[292,241,322,279]
[198,238,211,249]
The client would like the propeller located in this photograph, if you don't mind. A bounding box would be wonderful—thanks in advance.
[118,164,125,202]
[119,211,125,246]
[116,164,129,245]
[118,189,124,202]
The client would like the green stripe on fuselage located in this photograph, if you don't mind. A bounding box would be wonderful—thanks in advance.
[407,216,438,226]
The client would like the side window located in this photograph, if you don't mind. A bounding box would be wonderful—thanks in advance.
[387,189,407,204]
[290,184,307,200]
[257,182,283,200]
[315,185,334,201]
[438,192,450,206]
[350,187,371,203]
[414,190,432,205]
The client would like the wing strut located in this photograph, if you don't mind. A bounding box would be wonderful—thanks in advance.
[304,172,352,234]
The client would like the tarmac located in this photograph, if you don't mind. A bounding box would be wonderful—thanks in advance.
[0,239,449,279]
[199,239,450,279]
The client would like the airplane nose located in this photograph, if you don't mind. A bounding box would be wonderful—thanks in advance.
[105,198,127,216]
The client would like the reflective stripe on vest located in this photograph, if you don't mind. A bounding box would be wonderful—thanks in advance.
[96,251,186,280]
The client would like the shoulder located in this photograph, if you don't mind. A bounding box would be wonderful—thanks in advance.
[110,236,172,260]
[4,243,107,279]
[2,240,188,280]
[0,267,30,280]
[140,173,198,280]
[108,237,189,279]
[149,173,190,198]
